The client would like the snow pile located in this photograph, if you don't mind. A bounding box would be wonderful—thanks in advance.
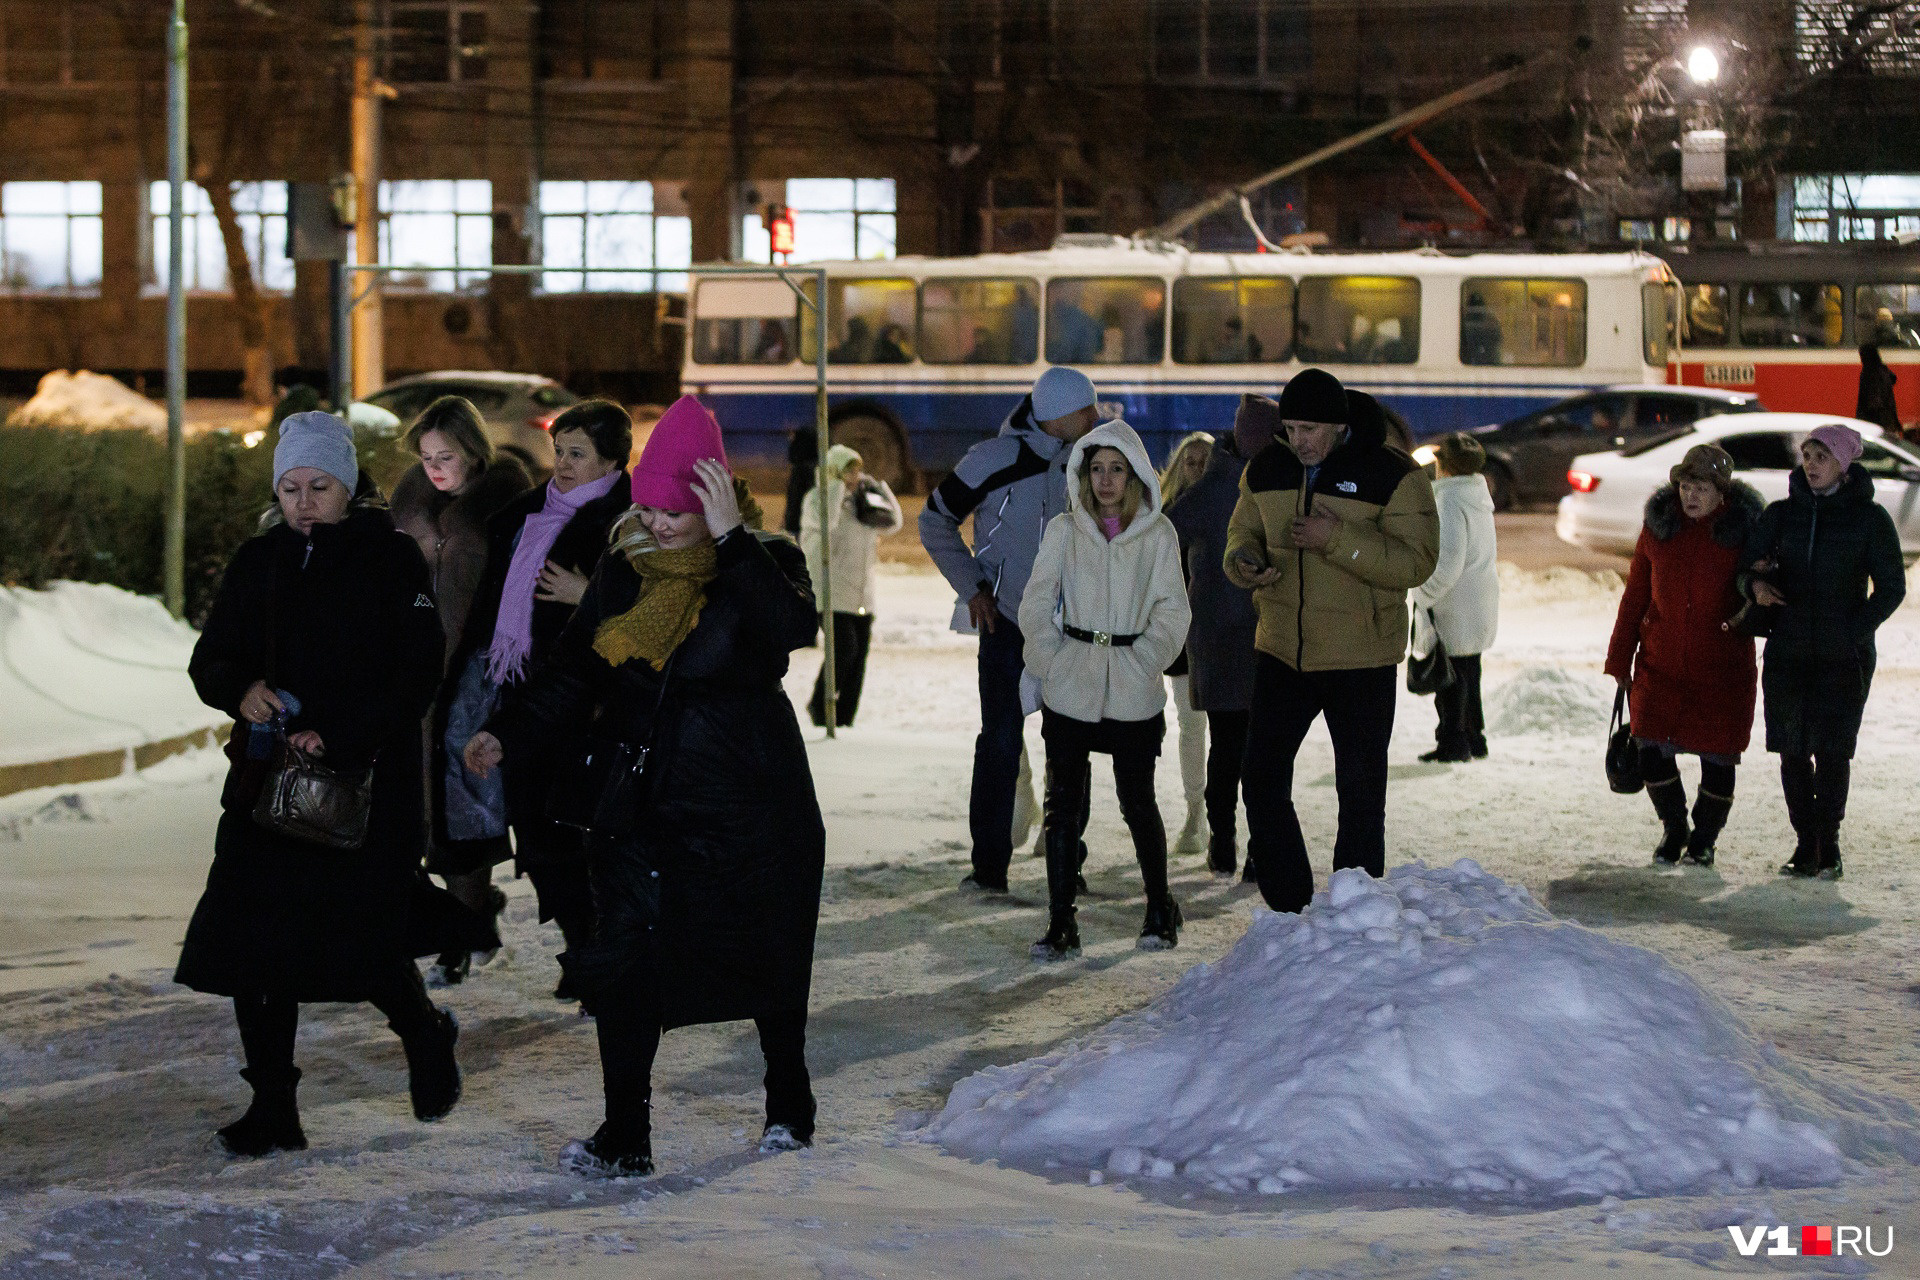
[1497,562,1623,606]
[6,370,165,434]
[0,582,224,769]
[1485,665,1611,737]
[928,861,1844,1201]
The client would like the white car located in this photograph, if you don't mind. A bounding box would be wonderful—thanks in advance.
[1557,412,1920,559]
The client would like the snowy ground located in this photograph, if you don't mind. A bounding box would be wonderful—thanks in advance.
[6,562,1920,1277]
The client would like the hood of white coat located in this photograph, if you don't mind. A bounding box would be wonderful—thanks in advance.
[1063,419,1163,540]
[1434,472,1495,515]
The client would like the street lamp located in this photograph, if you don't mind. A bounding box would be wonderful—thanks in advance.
[1687,45,1720,85]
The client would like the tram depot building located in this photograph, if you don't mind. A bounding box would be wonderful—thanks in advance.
[0,0,1912,405]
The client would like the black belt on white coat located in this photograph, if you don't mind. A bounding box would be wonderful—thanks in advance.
[1063,624,1141,647]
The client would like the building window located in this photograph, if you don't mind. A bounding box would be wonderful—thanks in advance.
[383,0,488,83]
[147,182,293,294]
[0,181,101,292]
[1460,279,1587,368]
[1621,0,1689,78]
[1789,175,1920,243]
[1150,0,1309,82]
[539,181,690,293]
[378,180,491,291]
[1796,1,1920,75]
[0,3,105,85]
[982,177,1098,254]
[740,179,896,262]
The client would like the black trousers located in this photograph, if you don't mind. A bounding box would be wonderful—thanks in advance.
[809,612,875,728]
[1204,708,1251,844]
[1041,720,1169,913]
[1242,656,1397,914]
[1432,654,1486,756]
[232,961,437,1079]
[595,1001,815,1143]
[968,617,1027,883]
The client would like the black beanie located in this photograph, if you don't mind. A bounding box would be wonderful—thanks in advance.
[1277,368,1348,424]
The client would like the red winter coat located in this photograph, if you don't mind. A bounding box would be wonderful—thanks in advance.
[1604,482,1765,757]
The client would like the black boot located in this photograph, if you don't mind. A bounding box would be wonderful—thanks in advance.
[1817,829,1845,881]
[399,1008,462,1122]
[560,1117,654,1178]
[1647,777,1689,865]
[1032,821,1082,961]
[1682,791,1732,867]
[217,1067,308,1157]
[1779,759,1819,877]
[1207,831,1238,877]
[1030,908,1080,961]
[1138,897,1182,950]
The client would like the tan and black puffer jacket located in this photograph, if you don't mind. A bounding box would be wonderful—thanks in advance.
[1222,399,1438,672]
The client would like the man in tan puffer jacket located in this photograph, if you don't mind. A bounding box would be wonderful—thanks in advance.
[1224,369,1438,913]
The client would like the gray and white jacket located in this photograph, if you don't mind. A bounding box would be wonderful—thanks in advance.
[918,395,1073,625]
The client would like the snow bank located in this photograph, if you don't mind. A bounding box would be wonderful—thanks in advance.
[5,370,165,434]
[928,861,1844,1202]
[0,582,224,769]
[1497,562,1622,606]
[1485,665,1612,737]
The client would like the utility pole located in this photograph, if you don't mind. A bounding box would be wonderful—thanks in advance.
[163,0,188,618]
[350,0,383,399]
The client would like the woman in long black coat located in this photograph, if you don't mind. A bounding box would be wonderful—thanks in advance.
[1162,395,1270,878]
[1744,423,1906,879]
[178,411,490,1157]
[431,401,632,998]
[465,395,825,1179]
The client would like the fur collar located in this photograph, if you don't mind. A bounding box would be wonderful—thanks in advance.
[391,457,531,537]
[1643,479,1765,547]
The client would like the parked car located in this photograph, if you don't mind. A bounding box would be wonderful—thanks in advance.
[1557,411,1920,560]
[1461,386,1765,510]
[363,371,580,469]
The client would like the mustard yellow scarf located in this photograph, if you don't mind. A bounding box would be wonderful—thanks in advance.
[592,541,719,671]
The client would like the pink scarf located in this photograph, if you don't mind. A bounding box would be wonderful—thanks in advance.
[486,470,623,684]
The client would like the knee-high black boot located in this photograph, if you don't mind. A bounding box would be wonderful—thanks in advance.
[1779,756,1819,876]
[1646,778,1690,865]
[222,997,306,1156]
[1684,763,1735,868]
[1031,822,1081,961]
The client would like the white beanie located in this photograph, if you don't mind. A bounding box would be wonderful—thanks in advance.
[1031,366,1097,423]
[274,410,359,490]
[825,443,863,480]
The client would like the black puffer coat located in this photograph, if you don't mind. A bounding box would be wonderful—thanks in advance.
[486,529,825,1030]
[176,507,495,1001]
[1165,436,1258,712]
[1745,464,1907,760]
[428,472,631,872]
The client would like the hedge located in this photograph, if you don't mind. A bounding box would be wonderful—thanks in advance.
[0,425,416,625]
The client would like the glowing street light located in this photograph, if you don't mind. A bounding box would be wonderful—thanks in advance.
[1687,45,1721,84]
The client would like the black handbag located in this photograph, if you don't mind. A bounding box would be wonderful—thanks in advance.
[1405,612,1455,695]
[1606,685,1644,795]
[253,733,375,849]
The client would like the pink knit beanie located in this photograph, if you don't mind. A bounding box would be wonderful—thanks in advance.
[631,395,730,511]
[1807,423,1864,469]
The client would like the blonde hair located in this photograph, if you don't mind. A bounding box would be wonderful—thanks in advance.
[1079,445,1146,530]
[1158,431,1214,509]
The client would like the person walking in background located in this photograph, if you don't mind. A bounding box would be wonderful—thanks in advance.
[1224,375,1438,914]
[783,427,818,538]
[178,411,486,1157]
[1604,444,1764,866]
[389,395,534,987]
[1856,343,1900,436]
[464,396,826,1178]
[1410,433,1500,764]
[437,400,632,1003]
[1020,420,1191,960]
[1157,430,1215,857]
[802,443,904,728]
[1746,424,1906,880]
[920,366,1100,893]
[1167,395,1276,880]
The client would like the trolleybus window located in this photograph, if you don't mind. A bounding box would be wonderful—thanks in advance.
[919,277,1040,364]
[800,277,918,364]
[1172,277,1293,364]
[1296,276,1419,364]
[1737,282,1844,348]
[692,315,796,365]
[1642,282,1672,366]
[1682,284,1730,345]
[1459,278,1586,367]
[1045,277,1166,364]
[1855,284,1920,348]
